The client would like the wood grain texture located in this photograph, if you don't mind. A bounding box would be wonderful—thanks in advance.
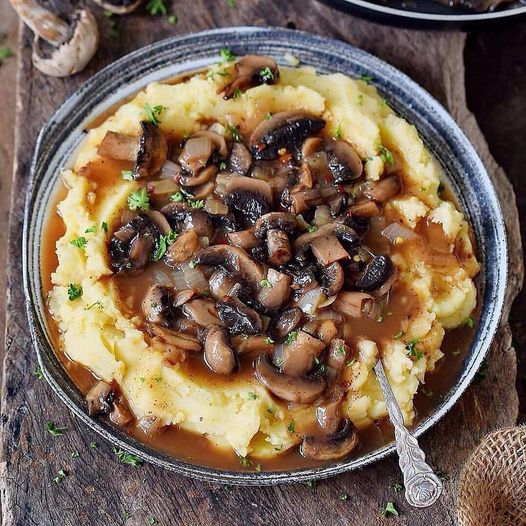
[1,2,522,525]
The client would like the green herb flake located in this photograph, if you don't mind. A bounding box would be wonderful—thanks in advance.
[405,338,423,360]
[0,47,14,65]
[337,345,346,356]
[101,222,108,234]
[226,0,236,6]
[121,170,134,181]
[146,0,167,16]
[255,463,262,472]
[188,260,197,269]
[381,501,399,517]
[225,123,242,142]
[287,420,295,434]
[67,283,83,301]
[332,123,342,140]
[259,278,273,288]
[462,316,475,328]
[376,315,383,323]
[71,451,80,459]
[307,225,318,233]
[263,337,274,345]
[248,391,258,400]
[170,191,185,202]
[284,331,298,346]
[259,66,275,82]
[144,103,166,126]
[239,456,252,467]
[53,469,67,484]
[189,199,205,209]
[152,230,177,261]
[85,225,97,234]
[390,482,403,493]
[167,14,178,24]
[219,48,236,63]
[339,493,350,501]
[219,161,227,170]
[359,73,374,83]
[232,88,243,99]
[34,366,44,380]
[302,480,316,488]
[421,387,433,398]
[378,145,395,165]
[346,359,356,367]
[70,236,88,251]
[393,331,404,339]
[149,518,158,525]
[84,301,103,311]
[452,349,461,356]
[264,112,272,120]
[113,447,143,467]
[127,188,150,211]
[357,94,364,105]
[90,441,98,449]
[267,407,275,414]
[47,421,67,437]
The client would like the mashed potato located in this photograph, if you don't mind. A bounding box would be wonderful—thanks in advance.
[47,59,479,459]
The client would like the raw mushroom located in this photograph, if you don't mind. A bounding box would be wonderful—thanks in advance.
[204,326,237,375]
[9,0,99,77]
[222,55,279,99]
[250,111,326,161]
[91,0,142,14]
[254,353,327,404]
[300,418,359,460]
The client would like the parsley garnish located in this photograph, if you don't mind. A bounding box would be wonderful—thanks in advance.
[84,301,103,311]
[239,456,252,467]
[219,161,227,170]
[421,387,433,398]
[284,331,298,345]
[264,337,274,344]
[463,316,475,328]
[34,366,44,380]
[346,358,356,367]
[337,345,346,355]
[307,225,318,233]
[378,145,395,165]
[127,188,150,211]
[170,190,204,208]
[405,338,423,360]
[152,230,178,261]
[53,469,67,484]
[390,482,403,493]
[67,283,82,301]
[167,14,177,24]
[188,260,197,269]
[380,501,399,517]
[47,421,67,437]
[226,0,236,6]
[452,349,461,356]
[339,493,350,501]
[90,441,98,449]
[332,123,342,140]
[219,48,236,63]
[149,518,157,525]
[264,112,272,120]
[232,88,243,99]
[225,123,242,142]
[259,66,275,82]
[71,451,80,458]
[85,225,97,234]
[146,0,167,15]
[101,221,108,234]
[248,391,258,400]
[357,93,364,105]
[302,480,316,488]
[287,420,295,433]
[0,47,14,65]
[170,191,185,202]
[359,73,374,83]
[121,170,134,181]
[113,447,143,467]
[70,236,87,251]
[259,278,273,288]
[144,103,166,126]
[189,199,205,209]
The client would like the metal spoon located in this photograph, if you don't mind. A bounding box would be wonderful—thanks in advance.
[374,359,443,508]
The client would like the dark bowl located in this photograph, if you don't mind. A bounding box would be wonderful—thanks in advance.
[23,26,507,485]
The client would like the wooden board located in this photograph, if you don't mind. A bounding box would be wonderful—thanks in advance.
[1,2,523,524]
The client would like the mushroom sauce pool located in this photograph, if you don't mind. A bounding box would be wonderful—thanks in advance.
[42,53,480,471]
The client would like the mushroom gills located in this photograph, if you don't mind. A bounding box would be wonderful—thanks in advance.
[216,296,263,335]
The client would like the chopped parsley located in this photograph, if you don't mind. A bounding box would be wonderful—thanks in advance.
[219,161,227,170]
[188,260,197,269]
[101,221,108,234]
[0,47,14,65]
[302,480,316,488]
[259,278,273,288]
[53,469,67,484]
[452,349,461,356]
[34,366,44,380]
[339,493,350,501]
[225,123,242,142]
[121,170,134,181]
[146,0,167,15]
[90,441,98,449]
[167,14,177,24]
[381,501,399,517]
[462,316,475,328]
[149,518,158,525]
[84,301,103,311]
[170,189,204,208]
[287,420,295,434]
[219,48,236,63]
[232,88,243,99]
[47,421,67,437]
[357,94,364,105]
[85,225,97,234]
[263,337,274,345]
[152,230,178,261]
[259,66,275,82]
[67,283,83,301]
[284,331,298,345]
[226,0,236,6]
[346,358,356,367]
[247,391,258,400]
[70,236,87,251]
[337,345,346,355]
[314,357,326,372]
[170,191,185,202]
[390,482,403,493]
[421,387,433,398]
[359,73,374,84]
[144,103,166,126]
[113,447,143,467]
[405,338,423,360]
[264,112,272,120]
[378,145,395,165]
[71,451,80,458]
[189,199,205,209]
[307,225,318,233]
[332,123,342,140]
[239,456,252,467]
[127,187,150,211]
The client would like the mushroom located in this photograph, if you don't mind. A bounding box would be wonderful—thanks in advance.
[108,215,158,274]
[194,245,264,288]
[182,298,223,327]
[147,324,202,352]
[302,319,339,345]
[9,0,99,77]
[91,0,142,14]
[165,230,201,266]
[315,386,345,434]
[179,165,217,187]
[325,338,348,383]
[283,187,322,214]
[204,326,237,375]
[294,223,359,254]
[326,140,363,183]
[256,268,292,310]
[110,395,134,426]
[300,418,359,460]
[310,234,349,266]
[228,142,253,175]
[226,229,262,250]
[254,212,297,239]
[86,380,114,415]
[364,175,402,202]
[354,254,396,294]
[208,268,240,299]
[319,262,345,296]
[222,55,280,99]
[161,207,215,240]
[216,296,263,335]
[250,111,326,161]
[269,308,303,341]
[273,330,326,377]
[225,176,273,227]
[173,289,195,307]
[266,229,292,266]
[142,285,176,327]
[231,335,274,354]
[333,291,379,319]
[254,353,327,404]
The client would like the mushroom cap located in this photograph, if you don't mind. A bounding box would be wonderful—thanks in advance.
[91,0,142,14]
[32,9,99,77]
[204,326,237,375]
[300,418,359,460]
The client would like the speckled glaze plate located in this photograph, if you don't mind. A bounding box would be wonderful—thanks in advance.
[23,27,507,485]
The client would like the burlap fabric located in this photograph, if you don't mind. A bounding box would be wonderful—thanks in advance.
[457,426,526,525]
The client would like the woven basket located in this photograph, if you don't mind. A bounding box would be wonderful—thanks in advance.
[457,426,526,526]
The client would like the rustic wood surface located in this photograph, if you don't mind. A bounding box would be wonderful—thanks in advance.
[1,1,523,525]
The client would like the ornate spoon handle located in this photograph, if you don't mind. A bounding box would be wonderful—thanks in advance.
[374,360,443,508]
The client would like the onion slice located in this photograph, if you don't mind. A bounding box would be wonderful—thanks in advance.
[381,222,420,244]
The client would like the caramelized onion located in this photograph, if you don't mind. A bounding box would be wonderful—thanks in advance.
[296,286,326,315]
[382,222,420,244]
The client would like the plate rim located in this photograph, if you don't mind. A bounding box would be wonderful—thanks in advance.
[22,25,508,485]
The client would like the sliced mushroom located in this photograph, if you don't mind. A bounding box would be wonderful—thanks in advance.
[301,137,324,158]
[182,298,223,327]
[231,335,274,354]
[354,254,396,294]
[222,55,279,99]
[254,353,327,404]
[256,268,292,311]
[294,223,359,253]
[310,234,349,266]
[266,229,292,266]
[179,135,214,174]
[161,207,215,240]
[254,212,297,239]
[250,111,326,161]
[284,187,323,214]
[226,229,262,250]
[86,380,114,415]
[216,296,263,335]
[315,386,345,434]
[319,262,344,296]
[300,418,359,460]
[204,326,237,375]
[326,338,348,383]
[333,291,379,319]
[110,396,133,426]
[302,319,339,345]
[173,289,195,307]
[91,0,142,14]
[326,140,363,183]
[273,330,326,377]
[208,268,240,300]
[192,130,228,158]
[97,131,139,161]
[180,165,218,187]
[228,142,253,175]
[225,176,273,227]
[269,308,303,341]
[147,324,202,352]
[364,175,402,202]
[134,121,168,179]
[142,285,176,327]
[165,230,201,266]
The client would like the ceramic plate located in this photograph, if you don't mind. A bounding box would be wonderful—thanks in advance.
[23,26,507,485]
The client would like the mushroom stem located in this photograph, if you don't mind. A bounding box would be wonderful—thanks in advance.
[10,0,71,45]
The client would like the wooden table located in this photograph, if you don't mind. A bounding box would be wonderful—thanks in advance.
[1,2,524,525]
